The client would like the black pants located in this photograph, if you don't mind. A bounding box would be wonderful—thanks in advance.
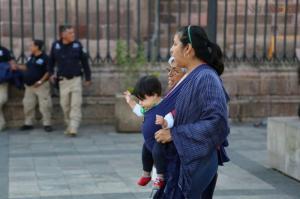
[202,174,218,199]
[153,174,217,199]
[154,150,218,199]
[189,150,218,199]
[142,142,166,174]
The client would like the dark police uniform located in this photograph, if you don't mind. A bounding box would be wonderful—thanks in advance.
[0,46,13,130]
[23,53,48,86]
[0,46,13,63]
[48,40,91,81]
[48,40,91,135]
[22,53,52,127]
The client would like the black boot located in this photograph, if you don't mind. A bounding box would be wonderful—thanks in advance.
[44,126,53,132]
[20,125,34,131]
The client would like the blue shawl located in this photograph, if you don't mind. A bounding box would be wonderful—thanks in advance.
[169,64,230,197]
[142,75,190,151]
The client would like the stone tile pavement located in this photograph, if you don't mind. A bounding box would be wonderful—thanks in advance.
[0,124,299,199]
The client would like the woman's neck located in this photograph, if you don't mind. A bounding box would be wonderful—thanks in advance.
[186,59,206,74]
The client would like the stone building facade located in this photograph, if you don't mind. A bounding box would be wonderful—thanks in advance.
[0,0,299,125]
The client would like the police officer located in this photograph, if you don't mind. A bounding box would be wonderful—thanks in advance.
[0,45,16,131]
[18,40,52,132]
[48,25,91,136]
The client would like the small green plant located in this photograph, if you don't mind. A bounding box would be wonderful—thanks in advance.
[116,40,128,66]
[116,40,147,91]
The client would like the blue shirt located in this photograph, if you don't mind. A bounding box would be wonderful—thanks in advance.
[23,53,48,86]
[0,46,13,63]
[48,40,91,81]
[0,46,15,85]
[0,62,23,88]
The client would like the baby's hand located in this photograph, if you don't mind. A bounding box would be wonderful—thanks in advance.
[156,115,167,128]
[123,90,132,103]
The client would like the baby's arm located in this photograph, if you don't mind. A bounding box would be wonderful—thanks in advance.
[124,91,136,109]
[132,104,144,117]
[123,91,144,117]
[155,113,174,129]
[155,115,168,128]
[163,112,174,128]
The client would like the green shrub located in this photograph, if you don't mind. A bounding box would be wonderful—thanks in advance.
[116,40,147,90]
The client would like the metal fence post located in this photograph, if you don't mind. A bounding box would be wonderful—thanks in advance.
[207,0,217,43]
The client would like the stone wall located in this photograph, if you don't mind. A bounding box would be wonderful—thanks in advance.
[4,67,120,127]
[3,65,166,127]
[3,64,300,127]
[267,117,300,181]
[223,65,300,121]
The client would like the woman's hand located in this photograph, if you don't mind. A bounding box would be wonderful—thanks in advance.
[155,128,172,143]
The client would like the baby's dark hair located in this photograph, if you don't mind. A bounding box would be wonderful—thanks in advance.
[132,75,162,100]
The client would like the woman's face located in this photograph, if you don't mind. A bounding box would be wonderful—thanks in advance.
[170,34,186,68]
[167,62,185,88]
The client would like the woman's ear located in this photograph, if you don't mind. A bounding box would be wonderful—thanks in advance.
[184,44,194,57]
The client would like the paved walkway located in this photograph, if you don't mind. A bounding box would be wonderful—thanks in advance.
[0,124,299,199]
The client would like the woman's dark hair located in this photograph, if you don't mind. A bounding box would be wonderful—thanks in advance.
[132,75,162,100]
[177,25,224,75]
[33,39,44,51]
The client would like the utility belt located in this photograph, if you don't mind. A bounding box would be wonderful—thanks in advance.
[58,75,81,81]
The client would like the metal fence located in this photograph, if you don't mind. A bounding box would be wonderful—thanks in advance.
[0,0,299,65]
[220,0,299,63]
